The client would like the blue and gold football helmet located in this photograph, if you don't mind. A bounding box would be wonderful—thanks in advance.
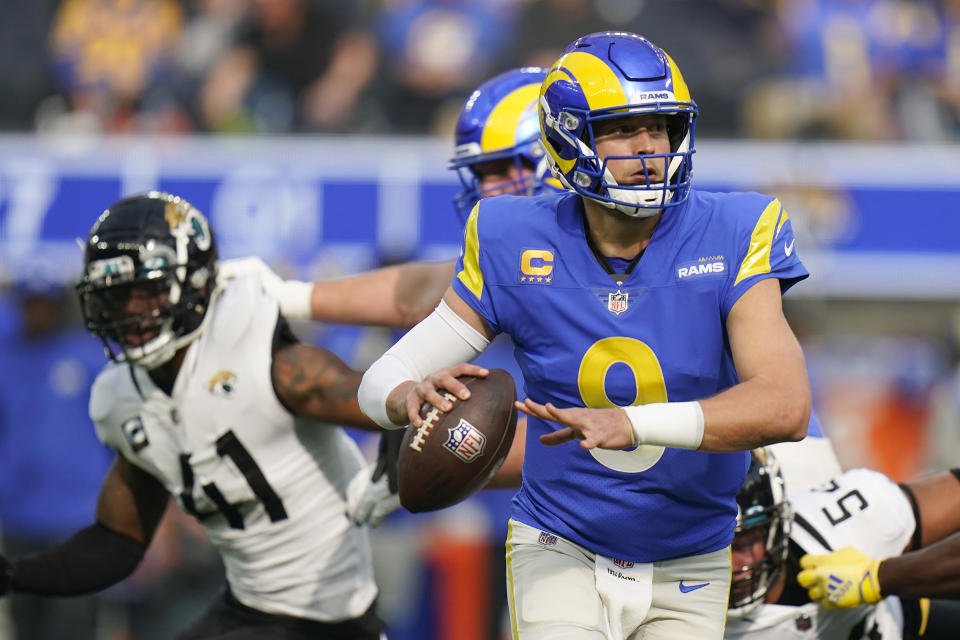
[539,31,697,216]
[450,67,561,222]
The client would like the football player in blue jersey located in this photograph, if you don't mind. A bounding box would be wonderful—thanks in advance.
[357,31,812,638]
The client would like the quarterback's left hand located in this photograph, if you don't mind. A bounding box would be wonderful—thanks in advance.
[798,546,883,609]
[517,399,633,450]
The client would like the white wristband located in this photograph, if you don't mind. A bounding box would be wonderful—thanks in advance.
[622,401,704,450]
[275,280,314,320]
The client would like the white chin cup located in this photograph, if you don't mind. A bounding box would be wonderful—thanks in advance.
[606,182,670,217]
[600,164,670,218]
[126,324,178,369]
[594,131,690,217]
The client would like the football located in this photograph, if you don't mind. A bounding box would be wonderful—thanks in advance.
[398,369,518,513]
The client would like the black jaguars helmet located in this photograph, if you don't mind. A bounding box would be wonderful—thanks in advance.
[729,448,792,614]
[76,191,218,369]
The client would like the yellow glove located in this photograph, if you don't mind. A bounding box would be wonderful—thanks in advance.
[797,546,883,609]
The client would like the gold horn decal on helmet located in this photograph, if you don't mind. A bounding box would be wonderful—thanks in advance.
[164,200,187,229]
[539,67,578,175]
[663,52,691,103]
[541,53,629,176]
[482,84,540,153]
[548,52,627,112]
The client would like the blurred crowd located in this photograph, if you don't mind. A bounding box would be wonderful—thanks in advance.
[1,0,959,140]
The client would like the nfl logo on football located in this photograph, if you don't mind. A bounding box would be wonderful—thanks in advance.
[443,419,486,463]
[608,290,629,315]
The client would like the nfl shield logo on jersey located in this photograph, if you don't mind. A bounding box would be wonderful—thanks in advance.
[608,290,629,315]
[443,419,486,463]
[614,558,634,569]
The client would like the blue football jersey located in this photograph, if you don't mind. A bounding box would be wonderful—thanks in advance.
[451,190,808,562]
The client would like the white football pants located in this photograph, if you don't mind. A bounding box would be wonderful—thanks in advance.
[505,519,731,639]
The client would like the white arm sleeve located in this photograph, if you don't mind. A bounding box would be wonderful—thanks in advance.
[358,300,491,429]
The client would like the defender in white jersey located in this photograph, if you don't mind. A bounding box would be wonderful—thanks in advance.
[726,449,960,640]
[798,473,960,609]
[0,193,386,640]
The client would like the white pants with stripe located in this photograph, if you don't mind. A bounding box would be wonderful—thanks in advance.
[505,519,731,639]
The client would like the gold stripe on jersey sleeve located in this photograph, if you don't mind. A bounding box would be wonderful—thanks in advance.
[775,207,790,238]
[456,201,484,300]
[734,198,782,286]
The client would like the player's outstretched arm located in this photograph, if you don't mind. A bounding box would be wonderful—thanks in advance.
[1,457,168,597]
[898,469,960,550]
[220,257,454,327]
[272,343,382,430]
[697,277,811,451]
[308,261,455,328]
[878,532,960,599]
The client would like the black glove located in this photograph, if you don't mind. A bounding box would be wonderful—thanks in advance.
[0,553,13,596]
[372,429,404,494]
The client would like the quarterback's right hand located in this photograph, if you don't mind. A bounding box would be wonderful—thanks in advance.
[798,546,883,609]
[218,257,313,320]
[390,364,489,428]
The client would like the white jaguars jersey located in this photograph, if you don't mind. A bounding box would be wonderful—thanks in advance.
[89,274,377,622]
[769,436,843,494]
[725,469,915,640]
